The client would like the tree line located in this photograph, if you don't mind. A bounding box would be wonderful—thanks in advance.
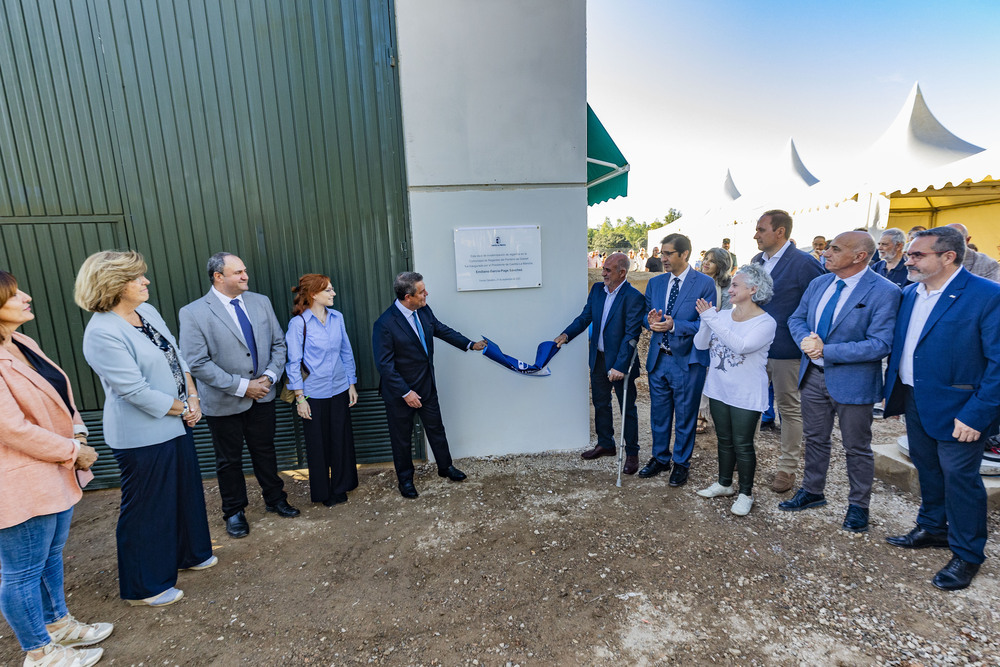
[588,209,681,252]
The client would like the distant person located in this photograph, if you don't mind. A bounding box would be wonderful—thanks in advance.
[555,253,644,474]
[751,209,825,494]
[782,232,900,534]
[372,272,486,498]
[947,223,999,282]
[637,247,648,271]
[872,228,910,288]
[179,252,300,540]
[645,246,663,273]
[587,251,600,268]
[693,264,776,516]
[1,271,111,665]
[907,225,927,242]
[627,249,637,272]
[884,227,1000,591]
[695,248,734,434]
[285,274,359,507]
[810,236,826,263]
[722,238,737,275]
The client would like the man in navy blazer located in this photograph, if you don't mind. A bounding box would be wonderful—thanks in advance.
[883,227,1000,591]
[555,252,645,473]
[783,232,900,533]
[640,233,717,487]
[751,210,825,493]
[372,271,486,499]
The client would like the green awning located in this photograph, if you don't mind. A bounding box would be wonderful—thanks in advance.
[587,104,629,206]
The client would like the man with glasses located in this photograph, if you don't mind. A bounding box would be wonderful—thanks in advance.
[639,233,717,487]
[884,226,1000,591]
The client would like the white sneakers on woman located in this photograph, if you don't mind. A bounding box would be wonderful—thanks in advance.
[696,482,735,498]
[731,494,754,516]
[45,615,113,648]
[25,640,104,667]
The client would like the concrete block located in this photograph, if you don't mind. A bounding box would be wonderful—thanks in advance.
[873,441,1000,511]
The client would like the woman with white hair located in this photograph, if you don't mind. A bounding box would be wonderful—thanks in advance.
[693,264,777,516]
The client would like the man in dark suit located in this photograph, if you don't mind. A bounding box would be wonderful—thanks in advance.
[640,233,717,487]
[783,232,900,532]
[180,252,299,540]
[884,226,1000,591]
[751,210,825,493]
[372,272,486,498]
[554,252,645,473]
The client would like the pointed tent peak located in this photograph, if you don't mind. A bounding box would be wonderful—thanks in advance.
[723,168,741,200]
[785,138,820,187]
[868,82,984,169]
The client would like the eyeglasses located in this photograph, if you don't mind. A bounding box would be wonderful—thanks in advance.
[661,250,679,257]
[904,251,943,261]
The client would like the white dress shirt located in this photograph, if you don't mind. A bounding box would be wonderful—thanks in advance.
[760,241,792,274]
[899,268,962,386]
[210,287,276,396]
[597,280,624,352]
[811,271,865,367]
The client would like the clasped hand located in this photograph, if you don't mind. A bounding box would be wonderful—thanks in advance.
[800,332,824,359]
[647,308,674,333]
[245,376,273,400]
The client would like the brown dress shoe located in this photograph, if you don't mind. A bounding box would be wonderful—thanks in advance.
[622,455,639,475]
[581,445,616,460]
[770,471,795,493]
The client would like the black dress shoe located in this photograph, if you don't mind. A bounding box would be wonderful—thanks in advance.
[886,526,949,549]
[668,465,689,487]
[438,465,467,482]
[638,458,670,478]
[265,499,301,518]
[581,445,616,460]
[932,555,981,591]
[778,488,827,512]
[760,421,777,432]
[323,492,348,507]
[225,511,249,539]
[399,481,419,499]
[842,504,869,533]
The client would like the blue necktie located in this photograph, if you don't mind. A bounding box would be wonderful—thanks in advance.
[816,280,846,340]
[413,311,428,354]
[231,299,258,374]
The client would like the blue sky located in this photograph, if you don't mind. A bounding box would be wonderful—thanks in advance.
[587,0,1000,226]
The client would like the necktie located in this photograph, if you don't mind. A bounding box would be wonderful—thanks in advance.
[413,311,428,354]
[665,278,681,316]
[816,280,846,340]
[231,299,258,374]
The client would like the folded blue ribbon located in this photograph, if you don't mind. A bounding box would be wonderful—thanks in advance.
[481,337,560,377]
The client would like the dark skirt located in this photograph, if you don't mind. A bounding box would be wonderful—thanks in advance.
[302,390,359,502]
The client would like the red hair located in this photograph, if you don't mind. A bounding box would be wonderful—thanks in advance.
[291,274,330,316]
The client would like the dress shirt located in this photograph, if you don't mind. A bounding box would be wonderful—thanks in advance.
[284,308,357,399]
[210,287,276,397]
[811,271,864,367]
[760,241,792,274]
[597,280,624,352]
[899,268,962,386]
[665,265,692,332]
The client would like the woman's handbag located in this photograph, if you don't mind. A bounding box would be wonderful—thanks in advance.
[279,316,310,403]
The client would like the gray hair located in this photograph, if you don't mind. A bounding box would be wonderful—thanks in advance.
[880,228,906,247]
[206,252,234,283]
[703,247,732,289]
[914,227,966,264]
[736,263,774,305]
[393,271,424,301]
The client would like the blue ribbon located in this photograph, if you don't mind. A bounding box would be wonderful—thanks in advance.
[481,337,560,377]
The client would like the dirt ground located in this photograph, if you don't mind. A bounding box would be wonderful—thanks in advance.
[3,370,999,666]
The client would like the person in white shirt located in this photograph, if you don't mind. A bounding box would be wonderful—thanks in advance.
[693,264,776,516]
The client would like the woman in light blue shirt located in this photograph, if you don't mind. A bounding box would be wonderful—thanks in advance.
[285,274,358,506]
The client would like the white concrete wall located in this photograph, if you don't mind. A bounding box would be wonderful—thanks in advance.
[394,0,590,459]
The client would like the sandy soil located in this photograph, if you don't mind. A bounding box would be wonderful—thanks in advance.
[3,365,999,666]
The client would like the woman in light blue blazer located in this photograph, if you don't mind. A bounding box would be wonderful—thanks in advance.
[76,251,215,608]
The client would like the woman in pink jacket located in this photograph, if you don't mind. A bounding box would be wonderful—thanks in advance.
[0,271,113,667]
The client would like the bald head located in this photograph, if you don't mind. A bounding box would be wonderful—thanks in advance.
[824,231,875,278]
[946,223,971,242]
[840,231,876,260]
[605,252,630,273]
[601,252,630,291]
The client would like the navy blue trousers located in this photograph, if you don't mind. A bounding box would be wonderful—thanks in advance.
[648,354,707,468]
[112,429,213,600]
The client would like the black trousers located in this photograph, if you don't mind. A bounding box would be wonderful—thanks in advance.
[383,389,453,484]
[205,400,287,519]
[302,391,359,502]
[591,350,639,455]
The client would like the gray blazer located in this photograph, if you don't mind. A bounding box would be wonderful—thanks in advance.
[82,303,189,449]
[178,290,286,417]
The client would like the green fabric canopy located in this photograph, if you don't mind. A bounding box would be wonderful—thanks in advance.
[587,104,629,206]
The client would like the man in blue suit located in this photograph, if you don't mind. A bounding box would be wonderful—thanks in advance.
[640,233,717,487]
[782,232,900,533]
[372,272,487,499]
[751,210,825,493]
[555,252,645,473]
[884,227,1000,591]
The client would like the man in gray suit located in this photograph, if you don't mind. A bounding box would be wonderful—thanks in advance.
[782,232,901,533]
[179,252,299,539]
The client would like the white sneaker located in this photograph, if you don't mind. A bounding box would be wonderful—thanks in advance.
[696,482,735,498]
[46,614,113,647]
[184,555,218,571]
[127,587,184,607]
[731,494,753,516]
[24,643,103,667]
